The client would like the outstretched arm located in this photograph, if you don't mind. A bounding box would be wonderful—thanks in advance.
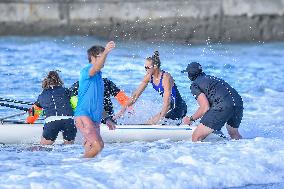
[113,74,150,119]
[125,73,151,107]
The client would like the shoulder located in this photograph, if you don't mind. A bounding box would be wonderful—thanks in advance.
[163,72,173,80]
[142,73,151,83]
[103,78,117,89]
[190,81,200,90]
[83,64,91,70]
[40,89,49,95]
[162,72,173,85]
[38,90,45,98]
[81,65,91,74]
[72,81,79,87]
[37,89,49,101]
[55,86,65,90]
[103,78,112,84]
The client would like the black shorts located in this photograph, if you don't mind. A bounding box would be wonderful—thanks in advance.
[43,118,77,141]
[165,101,187,120]
[200,105,243,131]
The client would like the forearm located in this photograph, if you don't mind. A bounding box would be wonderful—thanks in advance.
[191,106,209,121]
[126,84,146,107]
[89,51,108,76]
[158,100,171,119]
[125,93,138,107]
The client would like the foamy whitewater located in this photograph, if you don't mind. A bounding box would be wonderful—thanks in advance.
[0,37,283,189]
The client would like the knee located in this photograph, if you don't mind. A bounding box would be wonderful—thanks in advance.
[63,140,74,145]
[192,133,202,142]
[84,127,92,135]
[83,126,97,136]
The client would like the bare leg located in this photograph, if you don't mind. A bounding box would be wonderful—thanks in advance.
[75,116,104,158]
[63,140,75,145]
[40,137,55,145]
[226,124,242,140]
[192,123,214,142]
[83,139,104,158]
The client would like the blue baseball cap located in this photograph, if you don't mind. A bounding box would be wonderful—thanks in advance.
[181,62,202,75]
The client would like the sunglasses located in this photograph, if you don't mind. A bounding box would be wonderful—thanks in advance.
[145,66,153,71]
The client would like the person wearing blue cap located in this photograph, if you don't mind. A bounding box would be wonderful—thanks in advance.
[182,62,243,141]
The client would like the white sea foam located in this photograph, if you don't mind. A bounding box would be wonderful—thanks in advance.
[0,37,284,189]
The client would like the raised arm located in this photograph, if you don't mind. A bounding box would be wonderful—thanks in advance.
[89,41,115,76]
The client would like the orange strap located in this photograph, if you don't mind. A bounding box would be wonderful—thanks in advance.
[26,115,39,124]
[115,91,129,106]
[26,105,42,124]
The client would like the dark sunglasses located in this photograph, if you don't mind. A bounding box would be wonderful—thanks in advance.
[145,66,153,71]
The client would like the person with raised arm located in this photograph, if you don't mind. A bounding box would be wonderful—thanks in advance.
[74,41,115,158]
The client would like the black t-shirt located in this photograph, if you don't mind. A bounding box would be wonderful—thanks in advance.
[103,78,121,115]
[190,73,243,109]
[69,78,121,116]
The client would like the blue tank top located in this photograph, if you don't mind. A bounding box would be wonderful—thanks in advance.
[150,71,183,107]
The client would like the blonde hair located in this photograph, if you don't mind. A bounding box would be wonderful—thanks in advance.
[42,71,63,89]
[146,51,161,68]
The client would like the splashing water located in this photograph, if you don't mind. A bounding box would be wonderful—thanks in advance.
[0,37,284,189]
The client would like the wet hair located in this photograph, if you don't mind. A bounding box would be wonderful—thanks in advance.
[87,46,105,63]
[42,71,63,89]
[146,51,161,68]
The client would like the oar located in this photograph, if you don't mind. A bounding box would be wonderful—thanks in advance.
[0,97,34,105]
[0,112,27,122]
[0,102,29,111]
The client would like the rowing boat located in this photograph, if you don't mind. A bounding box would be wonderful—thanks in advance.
[0,122,226,144]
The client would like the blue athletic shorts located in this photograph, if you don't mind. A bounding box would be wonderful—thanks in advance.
[200,105,243,131]
[43,118,77,141]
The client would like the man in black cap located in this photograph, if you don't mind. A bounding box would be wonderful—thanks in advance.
[182,62,243,141]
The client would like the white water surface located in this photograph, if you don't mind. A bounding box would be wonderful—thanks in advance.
[0,37,284,189]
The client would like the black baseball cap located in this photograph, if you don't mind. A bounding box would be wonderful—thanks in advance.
[181,62,202,75]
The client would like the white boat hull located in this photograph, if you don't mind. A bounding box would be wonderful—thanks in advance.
[0,123,224,144]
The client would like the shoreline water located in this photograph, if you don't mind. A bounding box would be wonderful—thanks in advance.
[0,37,283,189]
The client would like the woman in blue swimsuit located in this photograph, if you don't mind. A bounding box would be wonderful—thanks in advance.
[116,51,187,125]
